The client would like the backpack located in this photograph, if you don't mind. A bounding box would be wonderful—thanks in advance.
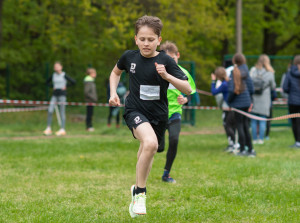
[252,70,266,95]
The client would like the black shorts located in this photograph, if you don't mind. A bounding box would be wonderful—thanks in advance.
[123,110,167,146]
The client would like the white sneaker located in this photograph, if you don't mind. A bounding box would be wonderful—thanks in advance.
[43,128,52,136]
[258,139,264,144]
[129,185,138,218]
[87,127,95,132]
[133,192,146,215]
[55,129,66,136]
[253,140,258,144]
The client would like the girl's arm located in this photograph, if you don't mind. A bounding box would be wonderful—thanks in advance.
[109,65,122,106]
[65,75,76,86]
[155,63,192,95]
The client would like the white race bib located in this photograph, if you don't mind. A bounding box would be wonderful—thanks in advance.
[140,85,160,100]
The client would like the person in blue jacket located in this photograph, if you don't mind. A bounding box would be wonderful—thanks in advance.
[283,55,300,148]
[227,53,255,157]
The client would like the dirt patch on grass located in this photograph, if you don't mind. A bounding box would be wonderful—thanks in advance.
[0,129,225,141]
[180,129,224,135]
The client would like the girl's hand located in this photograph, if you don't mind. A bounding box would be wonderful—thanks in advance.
[109,94,120,106]
[177,95,188,105]
[211,73,216,81]
[248,103,253,112]
[155,62,169,80]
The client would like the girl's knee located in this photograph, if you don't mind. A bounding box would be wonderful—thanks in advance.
[143,138,158,153]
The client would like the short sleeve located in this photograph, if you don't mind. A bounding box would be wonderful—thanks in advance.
[165,56,188,81]
[116,50,129,71]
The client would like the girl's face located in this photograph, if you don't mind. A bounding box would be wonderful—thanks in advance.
[135,26,162,58]
[54,63,63,73]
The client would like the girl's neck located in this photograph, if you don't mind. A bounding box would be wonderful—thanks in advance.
[141,51,159,58]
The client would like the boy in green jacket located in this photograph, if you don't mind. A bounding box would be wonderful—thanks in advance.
[84,68,98,131]
[158,41,196,183]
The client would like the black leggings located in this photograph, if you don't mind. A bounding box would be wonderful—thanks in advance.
[157,119,181,172]
[289,105,300,142]
[86,106,94,128]
[234,108,253,152]
[223,111,236,144]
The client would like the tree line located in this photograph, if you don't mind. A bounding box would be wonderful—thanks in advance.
[0,0,299,102]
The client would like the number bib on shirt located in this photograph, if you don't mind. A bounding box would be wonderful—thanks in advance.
[140,85,160,100]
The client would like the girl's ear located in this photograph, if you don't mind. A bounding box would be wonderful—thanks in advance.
[135,35,138,45]
[157,36,162,46]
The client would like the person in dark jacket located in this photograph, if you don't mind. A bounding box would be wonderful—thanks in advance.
[283,55,300,148]
[227,53,255,157]
[84,68,98,131]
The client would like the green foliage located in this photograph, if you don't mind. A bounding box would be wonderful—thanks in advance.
[0,0,299,101]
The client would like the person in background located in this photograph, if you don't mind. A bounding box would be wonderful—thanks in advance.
[43,61,76,136]
[283,55,300,149]
[227,53,255,157]
[249,54,276,144]
[107,82,127,128]
[84,68,98,132]
[157,41,196,183]
[211,67,237,152]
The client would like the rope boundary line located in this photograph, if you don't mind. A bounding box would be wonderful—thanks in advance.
[1,99,298,121]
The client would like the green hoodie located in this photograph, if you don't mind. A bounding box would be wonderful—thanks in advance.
[167,65,196,118]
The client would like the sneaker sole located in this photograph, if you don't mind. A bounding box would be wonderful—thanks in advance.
[129,185,138,218]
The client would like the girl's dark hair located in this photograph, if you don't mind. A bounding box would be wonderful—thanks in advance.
[214,67,228,81]
[233,65,245,95]
[232,53,246,66]
[135,15,163,37]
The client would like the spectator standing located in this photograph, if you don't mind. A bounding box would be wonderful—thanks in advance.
[227,53,255,157]
[43,61,76,136]
[283,55,300,148]
[84,68,98,132]
[249,54,276,144]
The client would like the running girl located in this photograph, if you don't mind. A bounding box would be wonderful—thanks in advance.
[108,15,192,218]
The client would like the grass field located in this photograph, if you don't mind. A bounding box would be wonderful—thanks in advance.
[0,107,299,222]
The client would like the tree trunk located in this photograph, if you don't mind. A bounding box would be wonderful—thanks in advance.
[0,0,4,49]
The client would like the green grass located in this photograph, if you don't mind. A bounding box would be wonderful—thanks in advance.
[0,108,299,222]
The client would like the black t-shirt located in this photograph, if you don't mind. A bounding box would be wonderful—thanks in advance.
[117,50,188,122]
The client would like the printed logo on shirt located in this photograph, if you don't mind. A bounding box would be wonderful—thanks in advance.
[130,63,136,73]
[134,116,142,124]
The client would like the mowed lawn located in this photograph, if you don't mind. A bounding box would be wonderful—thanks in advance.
[0,107,299,222]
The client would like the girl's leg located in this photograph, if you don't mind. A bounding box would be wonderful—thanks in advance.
[47,96,57,127]
[58,96,66,129]
[243,116,253,152]
[107,107,113,125]
[259,120,267,140]
[251,119,258,140]
[234,111,245,151]
[289,105,297,142]
[133,122,158,188]
[224,111,236,144]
